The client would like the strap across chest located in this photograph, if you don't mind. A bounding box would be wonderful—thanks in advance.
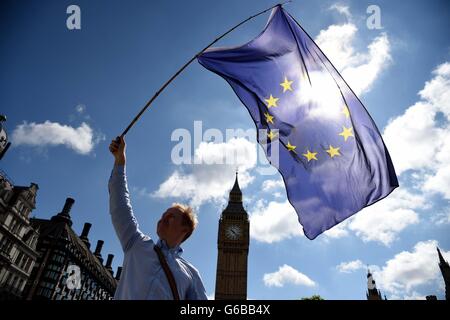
[153,245,180,300]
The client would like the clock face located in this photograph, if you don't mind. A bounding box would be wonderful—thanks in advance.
[225,224,242,240]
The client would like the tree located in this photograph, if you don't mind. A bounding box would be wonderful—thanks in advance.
[301,295,324,300]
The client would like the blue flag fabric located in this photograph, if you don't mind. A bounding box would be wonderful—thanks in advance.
[197,6,398,239]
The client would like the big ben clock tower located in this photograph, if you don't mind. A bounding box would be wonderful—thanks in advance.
[215,172,249,300]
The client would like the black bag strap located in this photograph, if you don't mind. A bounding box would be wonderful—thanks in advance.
[153,244,180,300]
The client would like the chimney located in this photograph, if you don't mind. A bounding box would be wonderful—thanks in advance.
[105,254,114,275]
[51,197,74,226]
[80,223,92,249]
[62,197,75,215]
[115,267,122,281]
[94,240,104,263]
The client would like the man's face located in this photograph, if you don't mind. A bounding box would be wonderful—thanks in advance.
[157,207,188,242]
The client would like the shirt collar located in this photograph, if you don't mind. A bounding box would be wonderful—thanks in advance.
[157,239,183,256]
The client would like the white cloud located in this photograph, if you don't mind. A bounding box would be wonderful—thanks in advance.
[419,62,450,117]
[423,164,450,199]
[261,179,284,192]
[336,260,365,273]
[383,62,450,201]
[315,21,391,95]
[323,220,349,239]
[273,192,283,198]
[249,200,303,243]
[263,264,316,288]
[431,210,450,225]
[69,104,91,122]
[131,186,152,198]
[12,121,98,155]
[76,104,86,114]
[322,188,423,245]
[374,240,450,298]
[383,101,442,175]
[402,292,427,300]
[342,34,391,96]
[347,188,422,246]
[329,4,351,20]
[251,171,424,246]
[315,24,359,73]
[152,138,256,207]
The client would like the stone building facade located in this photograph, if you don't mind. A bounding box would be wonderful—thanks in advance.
[0,171,39,299]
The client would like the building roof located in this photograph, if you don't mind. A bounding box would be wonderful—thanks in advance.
[30,216,117,291]
[437,247,448,265]
[223,172,247,215]
[230,172,242,195]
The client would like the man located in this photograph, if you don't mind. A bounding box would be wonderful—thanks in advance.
[108,136,207,300]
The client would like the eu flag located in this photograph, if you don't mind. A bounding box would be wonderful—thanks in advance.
[197,6,398,239]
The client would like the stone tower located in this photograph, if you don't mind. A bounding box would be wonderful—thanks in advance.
[215,173,249,300]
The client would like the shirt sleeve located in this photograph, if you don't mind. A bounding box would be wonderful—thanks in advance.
[108,164,146,252]
[186,267,208,300]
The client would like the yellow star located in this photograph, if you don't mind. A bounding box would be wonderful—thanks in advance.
[286,141,297,153]
[302,150,318,162]
[267,130,278,140]
[264,112,274,124]
[338,126,354,141]
[265,94,279,108]
[342,106,350,119]
[326,145,341,158]
[280,77,293,93]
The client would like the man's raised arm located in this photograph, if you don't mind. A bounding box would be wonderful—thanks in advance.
[108,136,144,252]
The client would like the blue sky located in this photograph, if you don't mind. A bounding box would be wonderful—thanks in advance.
[1,0,450,300]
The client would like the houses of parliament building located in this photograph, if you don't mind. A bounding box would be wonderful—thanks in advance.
[0,170,119,300]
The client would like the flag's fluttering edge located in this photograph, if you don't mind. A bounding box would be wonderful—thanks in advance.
[197,6,398,239]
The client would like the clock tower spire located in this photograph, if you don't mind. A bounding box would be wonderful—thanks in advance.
[215,172,249,300]
[366,269,383,300]
[437,246,450,300]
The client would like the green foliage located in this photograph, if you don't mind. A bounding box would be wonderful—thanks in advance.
[301,295,324,300]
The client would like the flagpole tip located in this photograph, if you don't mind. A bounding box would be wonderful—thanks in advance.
[277,0,293,9]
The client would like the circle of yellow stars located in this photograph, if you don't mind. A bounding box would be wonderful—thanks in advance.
[263,75,355,162]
